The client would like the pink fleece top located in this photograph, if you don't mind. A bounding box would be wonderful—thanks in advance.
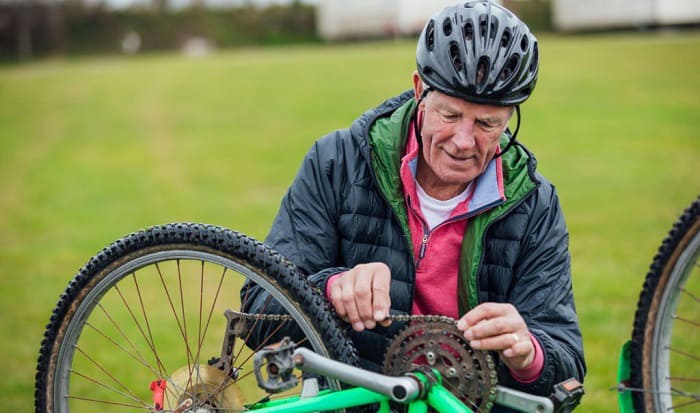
[327,120,543,383]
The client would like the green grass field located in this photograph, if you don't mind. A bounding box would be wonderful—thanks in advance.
[1,31,699,412]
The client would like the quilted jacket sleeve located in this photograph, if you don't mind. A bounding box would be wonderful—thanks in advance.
[264,131,352,287]
[240,130,352,347]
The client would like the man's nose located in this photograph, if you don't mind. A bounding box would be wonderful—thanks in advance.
[451,121,476,150]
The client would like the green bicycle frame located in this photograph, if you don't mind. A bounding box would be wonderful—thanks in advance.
[247,345,581,413]
[247,346,476,413]
[248,371,473,413]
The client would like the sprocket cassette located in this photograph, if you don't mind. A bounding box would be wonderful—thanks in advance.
[382,318,497,412]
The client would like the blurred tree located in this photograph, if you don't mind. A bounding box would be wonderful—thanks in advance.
[47,0,66,54]
[16,1,34,59]
[0,0,318,60]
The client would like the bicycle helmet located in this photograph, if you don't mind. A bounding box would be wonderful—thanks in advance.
[416,1,539,106]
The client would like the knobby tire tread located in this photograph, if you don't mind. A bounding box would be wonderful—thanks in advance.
[35,222,359,413]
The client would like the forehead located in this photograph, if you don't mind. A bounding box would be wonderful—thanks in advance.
[427,91,513,118]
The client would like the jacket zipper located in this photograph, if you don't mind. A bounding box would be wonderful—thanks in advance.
[417,230,429,268]
[410,195,476,269]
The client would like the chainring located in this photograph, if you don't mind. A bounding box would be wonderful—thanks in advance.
[382,318,497,412]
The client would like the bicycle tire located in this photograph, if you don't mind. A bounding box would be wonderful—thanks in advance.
[35,223,358,413]
[630,196,700,412]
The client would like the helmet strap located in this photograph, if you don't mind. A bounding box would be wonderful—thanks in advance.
[494,105,520,158]
[412,87,432,147]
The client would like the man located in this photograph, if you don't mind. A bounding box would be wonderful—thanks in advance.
[245,0,585,401]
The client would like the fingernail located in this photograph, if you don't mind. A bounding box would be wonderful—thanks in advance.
[365,320,376,329]
[463,329,474,340]
[374,310,385,321]
[457,319,467,330]
[470,340,481,349]
[353,322,365,332]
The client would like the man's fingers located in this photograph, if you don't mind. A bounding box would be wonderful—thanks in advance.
[469,331,520,351]
[353,270,376,328]
[458,302,512,329]
[371,268,391,322]
[328,282,347,320]
[328,262,392,332]
[502,339,532,359]
[338,276,364,331]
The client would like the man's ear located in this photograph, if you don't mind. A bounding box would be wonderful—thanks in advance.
[412,71,424,102]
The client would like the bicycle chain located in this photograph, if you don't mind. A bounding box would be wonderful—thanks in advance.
[231,312,498,411]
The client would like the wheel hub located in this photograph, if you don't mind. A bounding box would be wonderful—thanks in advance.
[164,364,244,412]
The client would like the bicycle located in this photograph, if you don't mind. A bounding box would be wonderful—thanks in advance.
[34,195,699,413]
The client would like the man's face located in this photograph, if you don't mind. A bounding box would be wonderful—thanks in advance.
[416,91,512,200]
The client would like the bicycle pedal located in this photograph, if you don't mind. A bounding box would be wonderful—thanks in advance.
[551,378,584,413]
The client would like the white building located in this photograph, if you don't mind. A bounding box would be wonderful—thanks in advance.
[552,0,700,31]
[316,0,495,41]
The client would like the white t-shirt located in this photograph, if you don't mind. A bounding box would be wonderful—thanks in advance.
[415,181,473,230]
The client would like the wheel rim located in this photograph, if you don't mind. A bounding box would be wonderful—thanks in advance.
[651,225,700,412]
[52,248,336,412]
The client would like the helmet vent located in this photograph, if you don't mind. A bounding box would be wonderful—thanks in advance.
[476,56,489,86]
[443,18,453,36]
[426,20,436,51]
[501,54,519,80]
[501,28,512,48]
[479,16,487,37]
[529,42,539,73]
[478,15,497,40]
[449,42,463,72]
[520,35,529,52]
[463,22,474,42]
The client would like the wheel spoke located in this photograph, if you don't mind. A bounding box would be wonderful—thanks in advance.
[667,347,700,363]
[668,377,700,383]
[114,281,168,376]
[198,266,227,350]
[71,369,146,406]
[84,320,158,376]
[673,315,700,328]
[65,395,146,409]
[680,287,700,304]
[154,263,196,370]
[176,260,191,366]
[73,346,145,404]
[670,386,700,410]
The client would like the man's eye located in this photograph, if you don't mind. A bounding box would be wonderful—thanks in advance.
[477,120,496,129]
[441,113,459,122]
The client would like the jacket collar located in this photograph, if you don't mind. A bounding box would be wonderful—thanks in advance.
[362,91,540,239]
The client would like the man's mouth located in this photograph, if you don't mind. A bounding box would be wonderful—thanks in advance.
[445,151,473,162]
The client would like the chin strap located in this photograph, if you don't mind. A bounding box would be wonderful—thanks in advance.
[494,104,520,159]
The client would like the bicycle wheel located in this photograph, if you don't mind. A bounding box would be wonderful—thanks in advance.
[35,223,358,413]
[631,196,700,412]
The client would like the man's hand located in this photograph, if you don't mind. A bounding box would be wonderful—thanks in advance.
[457,303,535,371]
[328,262,392,332]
